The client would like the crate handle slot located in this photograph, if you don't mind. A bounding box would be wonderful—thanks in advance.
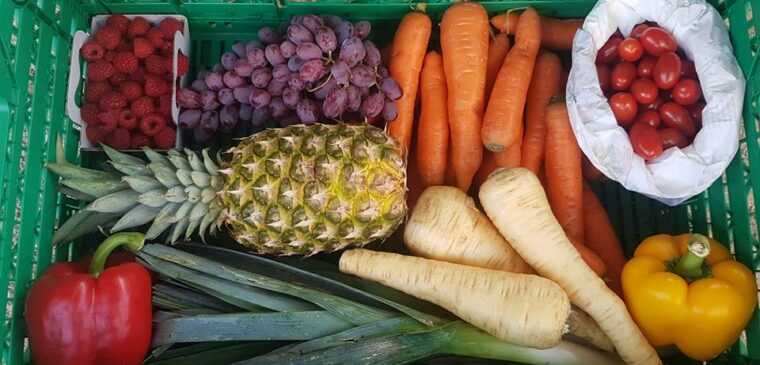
[0,98,11,190]
[65,30,89,131]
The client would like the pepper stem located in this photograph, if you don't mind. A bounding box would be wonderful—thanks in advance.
[672,234,710,279]
[89,232,146,278]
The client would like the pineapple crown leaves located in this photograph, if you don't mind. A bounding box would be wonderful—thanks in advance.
[46,138,224,245]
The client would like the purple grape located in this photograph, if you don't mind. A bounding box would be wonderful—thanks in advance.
[220,104,239,132]
[339,37,365,67]
[252,106,270,126]
[334,21,354,45]
[205,71,224,91]
[246,48,267,68]
[324,15,343,30]
[269,97,288,118]
[233,85,255,104]
[359,86,370,97]
[273,64,291,82]
[280,40,297,58]
[200,90,220,110]
[251,67,273,88]
[265,44,286,65]
[361,93,384,118]
[279,114,300,127]
[223,71,245,89]
[191,79,209,92]
[288,73,305,91]
[380,77,403,101]
[296,98,320,124]
[232,42,248,58]
[288,56,306,72]
[302,15,324,33]
[221,52,238,71]
[346,85,361,112]
[201,110,220,133]
[313,77,337,100]
[258,27,281,45]
[354,21,371,40]
[287,24,313,45]
[315,27,338,54]
[212,63,225,73]
[233,59,255,77]
[349,64,375,87]
[198,70,210,80]
[382,101,398,121]
[331,61,350,85]
[297,42,323,61]
[299,59,326,83]
[249,89,272,109]
[178,109,202,129]
[246,40,263,52]
[377,66,389,78]
[177,88,201,109]
[362,40,381,67]
[291,15,305,26]
[194,125,213,142]
[323,87,347,119]
[239,103,253,121]
[282,87,301,109]
[267,79,288,97]
[218,88,236,105]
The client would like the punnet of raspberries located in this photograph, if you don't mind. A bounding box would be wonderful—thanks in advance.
[80,15,188,149]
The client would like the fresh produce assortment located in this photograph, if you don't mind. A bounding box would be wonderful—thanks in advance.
[22,4,756,365]
[79,15,186,149]
[596,24,705,160]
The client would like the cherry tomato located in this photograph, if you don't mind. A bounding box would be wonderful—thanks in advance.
[638,56,657,79]
[634,110,661,128]
[640,27,678,56]
[671,79,701,106]
[619,38,644,62]
[687,102,705,130]
[597,37,623,64]
[653,52,682,89]
[629,122,664,160]
[609,92,638,127]
[642,96,664,111]
[597,64,611,92]
[680,59,697,79]
[660,101,696,137]
[658,128,689,149]
[630,78,659,104]
[611,62,637,91]
[631,24,650,39]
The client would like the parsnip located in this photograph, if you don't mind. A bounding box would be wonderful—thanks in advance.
[479,167,661,365]
[404,186,613,352]
[339,249,570,349]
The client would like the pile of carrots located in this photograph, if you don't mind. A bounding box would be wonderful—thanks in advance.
[386,4,627,295]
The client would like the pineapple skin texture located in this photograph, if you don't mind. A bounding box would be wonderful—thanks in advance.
[218,124,407,255]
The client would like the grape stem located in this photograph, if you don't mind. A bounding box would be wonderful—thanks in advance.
[308,74,334,93]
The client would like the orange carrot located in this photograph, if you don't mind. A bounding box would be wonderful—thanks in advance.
[491,13,583,50]
[417,51,449,187]
[485,33,511,100]
[472,150,498,192]
[441,2,490,192]
[482,7,541,153]
[583,181,626,295]
[569,237,608,277]
[388,11,432,157]
[521,50,562,175]
[493,145,521,168]
[444,144,457,187]
[544,99,585,243]
[582,156,605,181]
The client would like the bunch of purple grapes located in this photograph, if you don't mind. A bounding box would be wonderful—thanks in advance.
[177,14,402,142]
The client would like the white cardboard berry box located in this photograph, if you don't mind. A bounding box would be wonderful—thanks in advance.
[66,14,191,150]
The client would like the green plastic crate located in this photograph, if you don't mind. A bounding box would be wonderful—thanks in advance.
[0,0,757,364]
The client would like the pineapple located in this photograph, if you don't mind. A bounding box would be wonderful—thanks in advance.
[48,124,407,255]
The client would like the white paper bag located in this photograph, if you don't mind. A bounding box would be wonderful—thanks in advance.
[567,0,744,206]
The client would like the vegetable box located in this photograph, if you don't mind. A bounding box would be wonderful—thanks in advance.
[0,0,757,364]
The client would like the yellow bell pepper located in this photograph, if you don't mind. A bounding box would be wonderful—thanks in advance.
[622,233,757,361]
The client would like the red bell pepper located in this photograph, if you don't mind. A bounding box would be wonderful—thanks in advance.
[25,232,152,365]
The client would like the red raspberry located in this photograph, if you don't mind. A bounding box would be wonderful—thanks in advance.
[106,14,130,33]
[109,72,128,85]
[132,38,154,59]
[159,41,173,57]
[118,109,139,129]
[81,41,105,62]
[116,39,132,52]
[146,27,164,48]
[130,96,155,117]
[81,103,100,124]
[165,52,188,76]
[145,54,167,75]
[153,127,176,149]
[118,81,143,101]
[144,74,168,97]
[113,51,138,73]
[98,109,120,133]
[85,124,105,144]
[86,61,114,82]
[157,93,173,120]
[129,66,146,83]
[94,26,121,50]
[127,16,150,39]
[131,132,151,149]
[159,18,183,40]
[84,80,110,103]
[105,128,132,150]
[140,113,165,136]
[103,51,116,63]
[99,91,127,111]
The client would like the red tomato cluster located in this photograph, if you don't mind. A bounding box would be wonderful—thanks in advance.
[597,23,705,161]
